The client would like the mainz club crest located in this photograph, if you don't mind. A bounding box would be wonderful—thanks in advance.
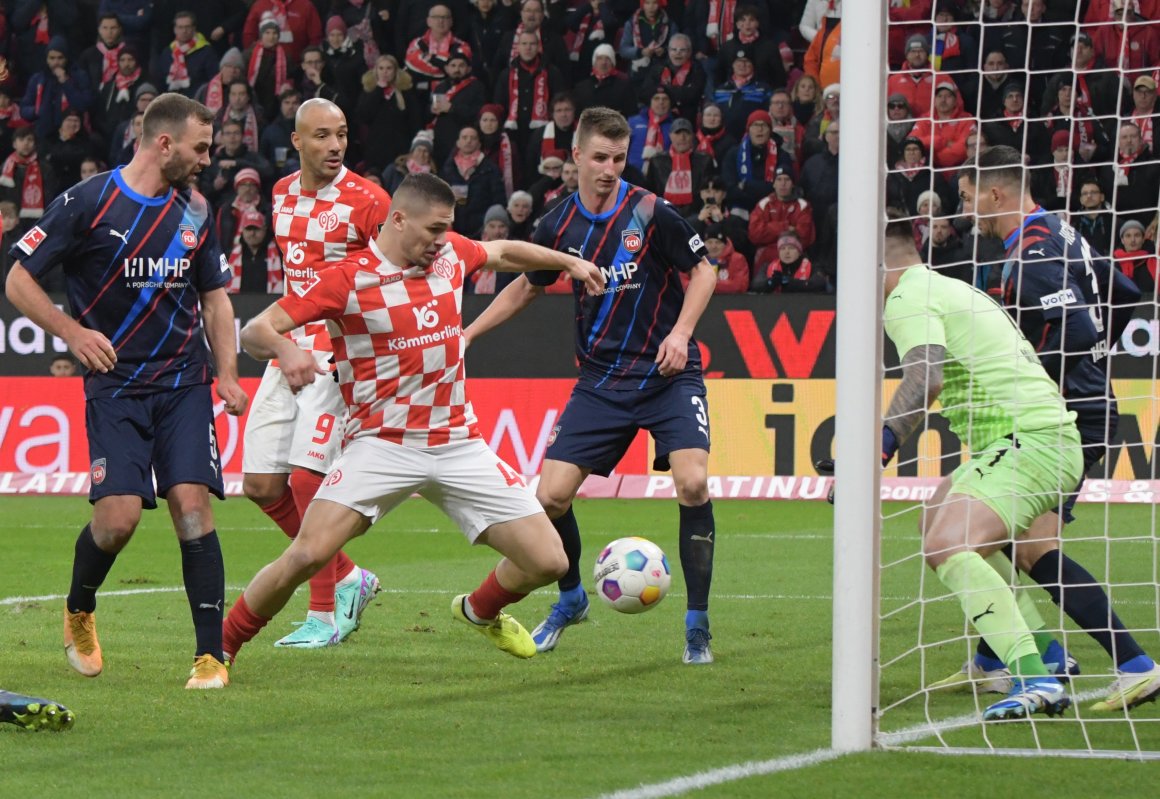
[180,226,197,248]
[317,210,340,232]
[622,229,643,253]
[432,256,455,279]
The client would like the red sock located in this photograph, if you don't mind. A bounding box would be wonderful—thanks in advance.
[334,550,355,581]
[260,489,300,540]
[467,570,528,620]
[222,593,270,658]
[289,468,341,613]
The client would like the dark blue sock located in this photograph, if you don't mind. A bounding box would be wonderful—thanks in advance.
[552,506,583,593]
[1028,549,1146,668]
[679,501,715,613]
[67,524,117,614]
[180,531,225,660]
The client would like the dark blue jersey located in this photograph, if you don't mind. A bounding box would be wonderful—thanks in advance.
[1000,208,1138,412]
[528,180,709,390]
[11,168,230,399]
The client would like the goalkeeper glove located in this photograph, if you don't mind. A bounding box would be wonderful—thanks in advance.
[815,426,900,507]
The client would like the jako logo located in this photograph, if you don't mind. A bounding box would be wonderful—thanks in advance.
[285,241,307,265]
[413,299,439,329]
[600,261,638,282]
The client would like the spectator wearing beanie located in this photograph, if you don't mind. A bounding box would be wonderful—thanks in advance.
[752,232,827,293]
[685,224,749,295]
[885,93,914,167]
[358,55,419,175]
[628,86,675,171]
[94,45,147,149]
[886,34,936,122]
[429,53,487,166]
[468,205,519,294]
[246,13,295,121]
[1030,129,1075,213]
[478,103,521,197]
[1114,219,1157,300]
[382,135,435,194]
[571,43,636,120]
[565,0,619,82]
[907,78,975,170]
[525,94,575,186]
[802,83,839,162]
[714,6,788,91]
[749,165,816,258]
[646,117,714,217]
[886,136,933,216]
[227,209,284,295]
[981,83,1031,154]
[640,34,706,124]
[21,37,94,140]
[196,47,245,115]
[528,151,565,216]
[441,125,505,235]
[713,49,773,140]
[40,110,97,191]
[215,167,271,265]
[722,110,793,218]
[320,15,366,111]
[243,0,322,65]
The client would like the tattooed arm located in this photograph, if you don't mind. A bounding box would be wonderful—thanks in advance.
[882,344,945,460]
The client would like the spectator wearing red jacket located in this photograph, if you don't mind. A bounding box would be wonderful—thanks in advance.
[748,165,816,258]
[243,0,321,64]
[887,35,936,121]
[684,223,749,294]
[751,233,828,293]
[907,78,976,169]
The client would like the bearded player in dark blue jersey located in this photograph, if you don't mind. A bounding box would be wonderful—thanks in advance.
[942,145,1160,712]
[466,108,720,663]
[4,93,249,690]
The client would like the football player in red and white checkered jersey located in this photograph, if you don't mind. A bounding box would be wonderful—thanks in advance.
[240,99,392,650]
[222,173,605,663]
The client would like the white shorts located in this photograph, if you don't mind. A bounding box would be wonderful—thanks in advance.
[314,437,544,542]
[241,356,347,474]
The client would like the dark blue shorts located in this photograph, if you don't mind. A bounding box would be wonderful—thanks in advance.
[545,375,710,477]
[86,384,224,509]
[1060,406,1119,523]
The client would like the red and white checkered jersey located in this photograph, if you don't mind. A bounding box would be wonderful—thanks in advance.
[277,232,489,447]
[272,166,391,352]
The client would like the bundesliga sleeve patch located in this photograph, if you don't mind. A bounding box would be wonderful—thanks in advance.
[219,253,230,273]
[16,225,47,256]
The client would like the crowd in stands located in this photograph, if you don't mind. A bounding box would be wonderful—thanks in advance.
[0,0,1157,299]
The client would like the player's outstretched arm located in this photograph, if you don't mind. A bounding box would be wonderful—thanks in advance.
[655,259,715,378]
[480,239,606,295]
[240,303,326,391]
[200,288,249,416]
[884,344,946,455]
[5,263,117,373]
[463,275,544,348]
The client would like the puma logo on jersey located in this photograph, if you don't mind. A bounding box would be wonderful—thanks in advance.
[108,228,130,245]
[62,192,74,206]
[1027,248,1046,256]
[567,246,584,258]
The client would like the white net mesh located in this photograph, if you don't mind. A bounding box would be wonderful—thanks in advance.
[876,0,1160,758]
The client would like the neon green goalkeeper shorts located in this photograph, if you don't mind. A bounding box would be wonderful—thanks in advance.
[947,424,1083,537]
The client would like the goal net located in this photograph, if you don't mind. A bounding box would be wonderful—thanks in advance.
[834,0,1160,759]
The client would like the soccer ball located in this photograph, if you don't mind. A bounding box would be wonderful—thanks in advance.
[593,537,671,614]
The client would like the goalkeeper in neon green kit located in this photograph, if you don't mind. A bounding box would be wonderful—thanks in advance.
[879,214,1083,721]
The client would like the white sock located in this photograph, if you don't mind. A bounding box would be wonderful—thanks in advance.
[308,610,335,626]
[462,596,488,625]
[336,565,360,586]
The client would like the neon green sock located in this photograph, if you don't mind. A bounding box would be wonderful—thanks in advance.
[936,551,1041,672]
[982,550,1054,656]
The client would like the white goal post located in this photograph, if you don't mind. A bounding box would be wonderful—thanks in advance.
[832,2,1160,759]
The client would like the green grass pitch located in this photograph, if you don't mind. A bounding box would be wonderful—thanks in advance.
[2,496,1157,797]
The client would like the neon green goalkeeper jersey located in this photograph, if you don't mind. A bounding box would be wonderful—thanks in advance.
[883,265,1076,453]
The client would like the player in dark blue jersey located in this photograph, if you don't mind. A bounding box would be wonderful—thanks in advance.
[4,93,249,691]
[946,146,1160,711]
[466,108,720,663]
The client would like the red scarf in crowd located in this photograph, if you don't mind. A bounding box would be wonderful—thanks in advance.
[706,0,736,50]
[495,131,515,196]
[0,152,45,218]
[204,75,226,112]
[894,156,927,180]
[113,67,142,102]
[659,59,691,86]
[426,76,478,129]
[1054,163,1071,198]
[1116,148,1142,183]
[97,41,124,86]
[765,257,813,286]
[540,121,567,159]
[453,149,484,180]
[168,36,206,90]
[32,81,68,118]
[506,57,549,130]
[571,9,606,62]
[664,146,693,205]
[696,126,724,159]
[32,10,50,45]
[228,237,283,294]
[642,110,667,159]
[265,0,290,32]
[1132,111,1154,149]
[406,30,458,79]
[543,182,569,206]
[248,44,289,96]
[1004,108,1023,131]
[0,102,25,127]
[222,106,261,152]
